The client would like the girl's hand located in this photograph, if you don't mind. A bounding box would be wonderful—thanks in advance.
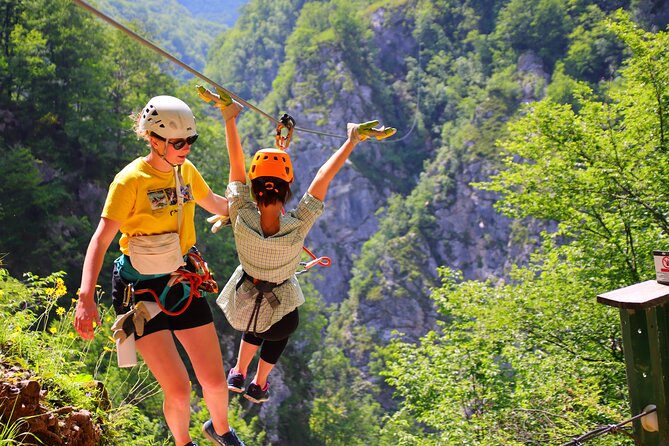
[196,85,243,121]
[347,121,397,143]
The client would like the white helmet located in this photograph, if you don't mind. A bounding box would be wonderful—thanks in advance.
[138,95,197,140]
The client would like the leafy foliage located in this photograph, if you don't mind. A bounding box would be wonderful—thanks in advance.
[0,268,166,444]
[307,294,383,446]
[93,0,225,75]
[382,259,627,445]
[380,14,669,445]
[478,13,669,285]
[0,0,177,286]
[4,0,669,444]
[205,0,306,101]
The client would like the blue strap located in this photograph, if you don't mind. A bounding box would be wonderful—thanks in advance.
[114,255,166,282]
[115,254,190,312]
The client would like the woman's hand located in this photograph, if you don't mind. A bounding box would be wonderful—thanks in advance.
[74,293,101,340]
[207,214,231,233]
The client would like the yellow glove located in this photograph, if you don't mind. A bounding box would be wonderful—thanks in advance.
[207,214,231,233]
[347,120,397,143]
[196,85,243,121]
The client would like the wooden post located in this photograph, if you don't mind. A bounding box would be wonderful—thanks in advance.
[598,280,669,445]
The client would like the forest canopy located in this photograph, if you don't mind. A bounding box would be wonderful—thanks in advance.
[1,0,669,445]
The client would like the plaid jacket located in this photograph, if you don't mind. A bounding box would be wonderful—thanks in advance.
[216,181,324,331]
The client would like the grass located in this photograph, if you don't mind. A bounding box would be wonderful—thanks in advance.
[0,268,165,445]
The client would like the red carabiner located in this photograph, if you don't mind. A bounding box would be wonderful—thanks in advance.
[298,246,331,274]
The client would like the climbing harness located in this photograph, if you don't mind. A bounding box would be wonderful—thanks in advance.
[235,271,284,335]
[116,249,217,317]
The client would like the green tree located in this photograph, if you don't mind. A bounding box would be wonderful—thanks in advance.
[204,0,305,102]
[0,0,180,286]
[380,14,669,445]
[94,0,225,75]
[307,294,384,446]
[494,0,572,69]
[382,260,626,445]
[563,5,626,82]
[480,14,669,284]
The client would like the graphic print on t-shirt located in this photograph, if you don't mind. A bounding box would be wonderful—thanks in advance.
[147,184,194,210]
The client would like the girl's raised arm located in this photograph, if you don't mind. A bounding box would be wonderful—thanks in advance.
[308,121,396,202]
[196,85,245,183]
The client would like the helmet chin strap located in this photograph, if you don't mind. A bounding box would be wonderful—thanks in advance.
[151,141,184,226]
[152,140,178,168]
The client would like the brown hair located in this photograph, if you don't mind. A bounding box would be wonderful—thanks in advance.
[251,177,292,206]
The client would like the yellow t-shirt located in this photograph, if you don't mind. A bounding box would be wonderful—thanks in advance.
[102,157,210,256]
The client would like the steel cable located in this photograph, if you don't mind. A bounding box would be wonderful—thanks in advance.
[72,0,345,139]
[560,406,656,446]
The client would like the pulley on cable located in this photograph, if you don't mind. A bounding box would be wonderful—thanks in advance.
[275,114,295,151]
[272,113,332,275]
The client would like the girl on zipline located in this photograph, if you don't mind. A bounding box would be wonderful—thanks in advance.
[73,95,245,446]
[198,85,395,404]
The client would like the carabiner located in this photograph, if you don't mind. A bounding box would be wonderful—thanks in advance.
[296,246,332,275]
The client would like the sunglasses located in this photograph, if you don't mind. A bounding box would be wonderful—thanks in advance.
[152,133,199,150]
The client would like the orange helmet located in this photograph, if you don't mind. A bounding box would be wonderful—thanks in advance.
[249,148,293,183]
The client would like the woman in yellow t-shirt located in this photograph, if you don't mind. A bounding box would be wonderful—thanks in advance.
[73,96,245,446]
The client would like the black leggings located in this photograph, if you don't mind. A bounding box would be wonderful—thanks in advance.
[242,309,299,364]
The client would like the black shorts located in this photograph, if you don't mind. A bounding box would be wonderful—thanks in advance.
[111,259,213,340]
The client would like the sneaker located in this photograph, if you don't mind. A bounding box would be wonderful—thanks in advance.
[244,382,270,403]
[202,419,246,446]
[227,369,245,393]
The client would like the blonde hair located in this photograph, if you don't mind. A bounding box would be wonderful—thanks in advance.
[130,111,151,142]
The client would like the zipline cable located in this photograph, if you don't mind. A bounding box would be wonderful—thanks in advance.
[560,406,656,446]
[380,42,421,144]
[71,0,345,140]
[74,0,342,274]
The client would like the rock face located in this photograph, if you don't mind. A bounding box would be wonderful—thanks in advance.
[431,160,542,284]
[284,6,546,325]
[353,159,545,347]
[289,144,386,305]
[0,363,102,445]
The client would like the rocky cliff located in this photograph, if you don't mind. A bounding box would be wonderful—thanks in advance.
[281,4,547,340]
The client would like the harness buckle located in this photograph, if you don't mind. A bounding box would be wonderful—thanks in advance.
[123,284,134,308]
